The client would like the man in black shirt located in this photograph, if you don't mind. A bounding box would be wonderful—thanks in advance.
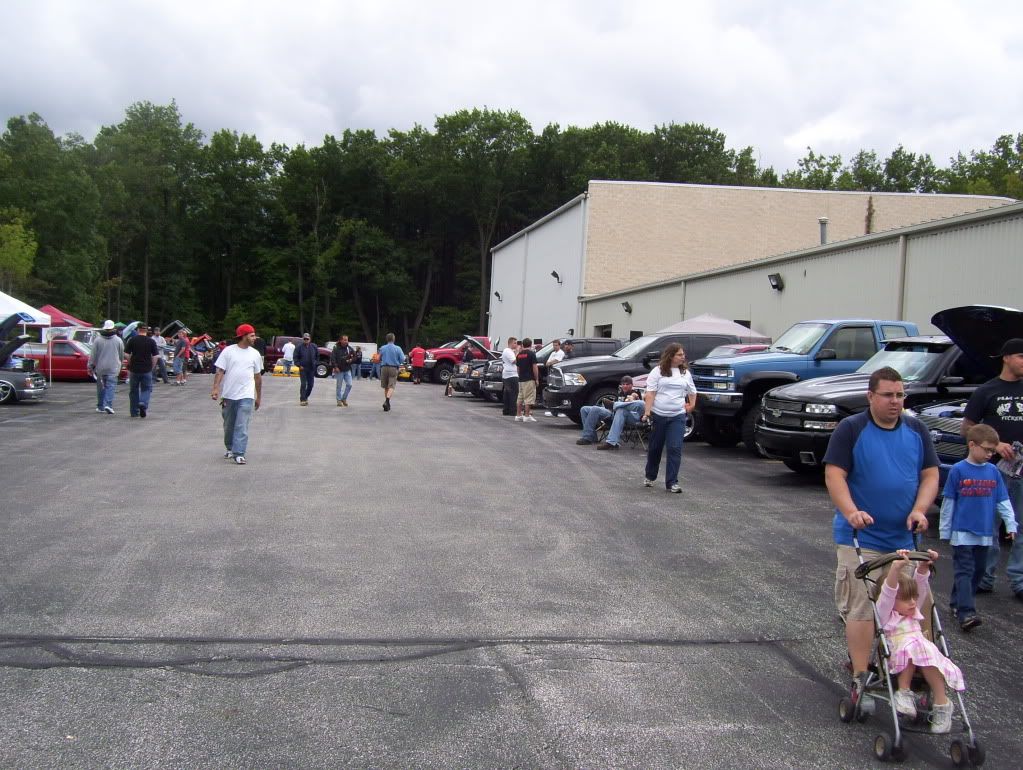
[962,337,1023,598]
[124,323,158,418]
[515,338,539,422]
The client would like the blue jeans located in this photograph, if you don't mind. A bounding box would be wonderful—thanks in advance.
[283,360,293,375]
[371,363,380,379]
[95,373,117,410]
[299,368,315,401]
[335,370,353,401]
[645,412,685,488]
[128,372,153,416]
[606,401,645,445]
[951,544,988,618]
[981,474,1023,593]
[580,404,611,441]
[222,398,254,456]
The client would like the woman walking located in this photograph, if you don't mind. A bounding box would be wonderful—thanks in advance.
[642,343,696,493]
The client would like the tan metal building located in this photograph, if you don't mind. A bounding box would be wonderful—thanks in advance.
[488,180,1011,343]
[580,200,1023,340]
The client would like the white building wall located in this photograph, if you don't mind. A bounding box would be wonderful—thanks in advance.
[489,197,586,343]
[581,284,683,338]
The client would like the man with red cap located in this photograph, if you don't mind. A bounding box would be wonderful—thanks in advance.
[211,323,263,465]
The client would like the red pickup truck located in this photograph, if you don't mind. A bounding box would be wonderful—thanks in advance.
[423,336,495,384]
[263,336,333,377]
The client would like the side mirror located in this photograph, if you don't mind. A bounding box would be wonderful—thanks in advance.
[643,351,661,365]
[938,375,965,386]
[814,348,837,361]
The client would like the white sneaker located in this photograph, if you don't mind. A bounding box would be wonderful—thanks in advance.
[103,406,115,415]
[929,702,952,734]
[893,689,917,718]
[643,478,654,487]
[514,416,523,421]
[525,415,537,422]
[544,411,553,417]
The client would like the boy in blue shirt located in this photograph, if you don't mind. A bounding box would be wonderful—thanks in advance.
[940,423,1017,631]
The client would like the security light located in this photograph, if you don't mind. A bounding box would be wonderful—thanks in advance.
[621,301,633,313]
[550,270,562,284]
[767,273,784,291]
[493,291,502,301]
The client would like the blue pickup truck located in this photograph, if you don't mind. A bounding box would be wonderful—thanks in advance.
[690,318,919,453]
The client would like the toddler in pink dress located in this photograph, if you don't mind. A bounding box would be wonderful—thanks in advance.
[876,549,963,734]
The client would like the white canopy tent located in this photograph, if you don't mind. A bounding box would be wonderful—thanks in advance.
[0,290,50,327]
[656,313,770,342]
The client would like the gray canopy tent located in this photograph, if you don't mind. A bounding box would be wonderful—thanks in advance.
[656,313,770,342]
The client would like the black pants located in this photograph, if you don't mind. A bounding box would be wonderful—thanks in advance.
[502,377,519,415]
[300,368,316,401]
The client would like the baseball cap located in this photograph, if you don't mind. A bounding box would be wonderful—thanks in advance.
[999,338,1023,356]
[302,332,311,340]
[101,320,115,331]
[235,323,256,338]
[620,375,633,385]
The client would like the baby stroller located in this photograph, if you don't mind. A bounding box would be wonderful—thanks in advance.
[838,534,985,766]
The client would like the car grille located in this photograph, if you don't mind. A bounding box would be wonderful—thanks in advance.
[691,366,714,378]
[761,397,805,428]
[547,368,564,388]
[915,412,968,461]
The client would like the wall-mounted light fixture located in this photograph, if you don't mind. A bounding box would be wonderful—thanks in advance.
[621,301,633,314]
[567,328,574,336]
[767,273,784,291]
[493,291,502,301]
[550,270,562,284]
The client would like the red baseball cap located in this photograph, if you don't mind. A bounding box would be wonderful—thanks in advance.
[235,323,256,338]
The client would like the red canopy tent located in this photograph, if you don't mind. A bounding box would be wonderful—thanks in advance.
[39,304,91,327]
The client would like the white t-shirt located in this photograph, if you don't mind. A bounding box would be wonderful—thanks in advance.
[281,341,296,361]
[547,349,565,366]
[501,347,518,378]
[646,366,696,417]
[216,345,263,400]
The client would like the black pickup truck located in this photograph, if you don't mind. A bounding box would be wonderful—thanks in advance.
[754,334,994,474]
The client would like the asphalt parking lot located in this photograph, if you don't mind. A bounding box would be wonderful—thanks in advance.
[2,376,1022,769]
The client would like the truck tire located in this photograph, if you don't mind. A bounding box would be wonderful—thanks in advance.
[588,387,617,407]
[433,362,454,384]
[742,404,767,457]
[315,360,330,378]
[698,413,740,448]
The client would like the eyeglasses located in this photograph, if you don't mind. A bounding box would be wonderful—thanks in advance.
[977,444,999,455]
[872,391,907,400]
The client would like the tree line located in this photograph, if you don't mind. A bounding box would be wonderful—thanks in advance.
[0,101,1019,345]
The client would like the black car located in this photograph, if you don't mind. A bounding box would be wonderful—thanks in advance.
[544,331,745,423]
[0,313,48,404]
[451,336,500,396]
[481,337,625,403]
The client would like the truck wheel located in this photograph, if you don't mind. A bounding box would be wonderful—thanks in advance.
[742,405,767,457]
[588,387,617,407]
[433,363,454,384]
[698,413,740,448]
[315,361,330,378]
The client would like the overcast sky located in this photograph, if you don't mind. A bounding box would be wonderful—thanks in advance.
[2,0,1020,173]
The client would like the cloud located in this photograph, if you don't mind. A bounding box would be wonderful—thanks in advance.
[1,0,1020,171]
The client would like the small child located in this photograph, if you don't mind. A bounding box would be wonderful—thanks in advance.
[878,549,964,734]
[939,423,1018,630]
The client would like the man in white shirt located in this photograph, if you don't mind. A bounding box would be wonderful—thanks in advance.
[501,337,519,416]
[281,339,296,375]
[211,323,263,465]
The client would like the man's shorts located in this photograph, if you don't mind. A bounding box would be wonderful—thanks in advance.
[380,365,398,389]
[517,380,536,405]
[835,545,919,621]
[173,357,185,375]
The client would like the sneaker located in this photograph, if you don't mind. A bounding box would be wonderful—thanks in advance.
[383,402,390,412]
[341,400,348,407]
[96,407,104,413]
[337,400,343,407]
[103,406,114,414]
[929,702,953,734]
[514,416,523,421]
[300,400,308,406]
[544,411,553,417]
[893,689,917,717]
[643,478,654,488]
[233,455,247,465]
[960,615,982,631]
[975,585,993,594]
[596,442,619,450]
[525,415,537,422]
[139,406,147,418]
[668,484,682,493]
[576,438,594,445]
[224,451,234,459]
[850,671,869,705]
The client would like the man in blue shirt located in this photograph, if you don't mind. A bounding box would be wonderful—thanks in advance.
[824,366,939,701]
[378,332,405,412]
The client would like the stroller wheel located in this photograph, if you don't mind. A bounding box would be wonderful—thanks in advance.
[891,740,907,762]
[838,697,855,723]
[874,733,893,761]
[950,739,966,767]
[968,739,986,766]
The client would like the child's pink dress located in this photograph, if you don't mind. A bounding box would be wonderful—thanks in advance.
[876,570,965,691]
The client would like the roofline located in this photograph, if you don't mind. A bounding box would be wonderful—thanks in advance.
[580,199,1023,304]
[491,193,588,253]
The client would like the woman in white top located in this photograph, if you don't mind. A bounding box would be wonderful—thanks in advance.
[641,343,697,493]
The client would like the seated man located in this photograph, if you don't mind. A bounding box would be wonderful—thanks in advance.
[577,375,644,447]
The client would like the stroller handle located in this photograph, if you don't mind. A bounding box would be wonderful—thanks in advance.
[853,550,934,580]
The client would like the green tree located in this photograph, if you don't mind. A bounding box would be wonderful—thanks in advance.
[0,207,36,293]
[781,148,843,189]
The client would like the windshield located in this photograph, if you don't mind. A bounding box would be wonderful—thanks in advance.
[769,323,830,354]
[439,342,458,349]
[613,335,659,359]
[855,345,946,382]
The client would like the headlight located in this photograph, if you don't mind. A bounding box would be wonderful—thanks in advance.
[425,352,434,360]
[562,372,587,386]
[712,368,734,378]
[804,420,838,430]
[712,382,729,390]
[805,403,838,415]
[471,370,482,378]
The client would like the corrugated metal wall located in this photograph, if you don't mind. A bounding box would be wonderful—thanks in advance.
[581,283,683,338]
